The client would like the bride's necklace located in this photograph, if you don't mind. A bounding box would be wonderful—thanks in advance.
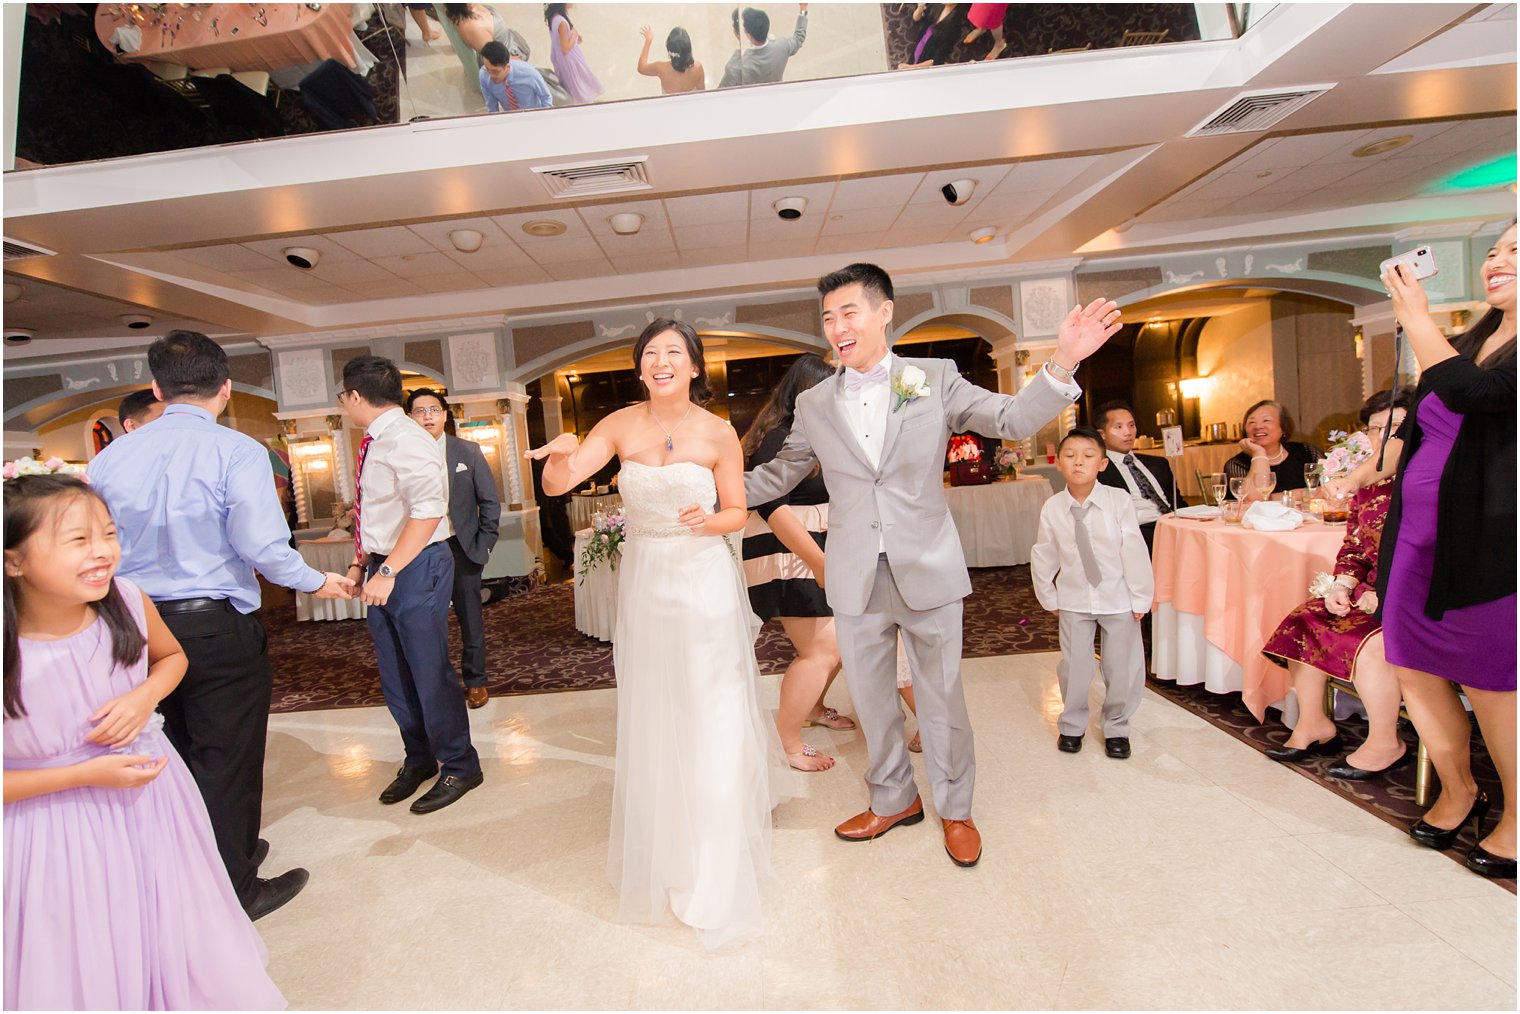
[649,402,694,451]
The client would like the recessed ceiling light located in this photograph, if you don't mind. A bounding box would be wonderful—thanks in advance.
[608,213,644,235]
[1352,135,1413,158]
[449,229,484,253]
[522,219,568,238]
[830,214,844,222]
[1255,170,1273,178]
[969,227,996,244]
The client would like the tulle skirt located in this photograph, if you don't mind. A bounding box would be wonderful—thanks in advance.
[608,532,791,948]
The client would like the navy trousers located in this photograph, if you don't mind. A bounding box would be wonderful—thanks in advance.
[366,542,480,778]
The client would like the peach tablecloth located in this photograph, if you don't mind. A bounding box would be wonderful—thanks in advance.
[96,3,355,71]
[1151,515,1344,719]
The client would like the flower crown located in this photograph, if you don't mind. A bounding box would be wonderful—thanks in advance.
[2,456,89,482]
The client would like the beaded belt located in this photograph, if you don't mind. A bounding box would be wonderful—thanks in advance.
[626,524,697,538]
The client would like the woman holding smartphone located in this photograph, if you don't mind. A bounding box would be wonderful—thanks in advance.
[1379,222,1516,878]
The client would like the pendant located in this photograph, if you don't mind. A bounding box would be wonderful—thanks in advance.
[666,436,674,451]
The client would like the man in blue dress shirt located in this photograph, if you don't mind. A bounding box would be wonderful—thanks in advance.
[89,331,354,921]
[478,39,552,112]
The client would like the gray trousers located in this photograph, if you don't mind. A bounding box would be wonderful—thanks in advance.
[1057,610,1145,738]
[834,555,975,820]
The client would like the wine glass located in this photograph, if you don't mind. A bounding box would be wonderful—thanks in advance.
[1211,483,1228,509]
[1255,470,1277,500]
[1304,463,1322,493]
[1228,476,1247,502]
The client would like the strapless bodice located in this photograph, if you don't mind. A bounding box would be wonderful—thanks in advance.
[617,460,718,537]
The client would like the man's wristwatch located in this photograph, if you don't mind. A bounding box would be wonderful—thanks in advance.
[378,563,397,579]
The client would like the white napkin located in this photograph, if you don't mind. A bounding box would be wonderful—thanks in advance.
[1174,505,1220,520]
[1243,501,1303,531]
[110,25,143,53]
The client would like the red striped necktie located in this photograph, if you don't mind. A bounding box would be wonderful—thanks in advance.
[352,434,374,559]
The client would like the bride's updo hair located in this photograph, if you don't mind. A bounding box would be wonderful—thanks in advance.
[633,318,712,405]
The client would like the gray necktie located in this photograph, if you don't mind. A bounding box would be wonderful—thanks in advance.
[1069,502,1103,584]
[1124,453,1172,514]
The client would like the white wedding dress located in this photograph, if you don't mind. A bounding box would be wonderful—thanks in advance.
[608,460,791,948]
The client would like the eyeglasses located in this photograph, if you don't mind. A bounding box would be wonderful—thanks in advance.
[336,389,354,404]
[411,407,446,418]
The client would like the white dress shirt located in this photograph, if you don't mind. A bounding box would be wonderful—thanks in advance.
[1106,448,1171,526]
[357,407,452,556]
[838,351,894,552]
[1030,483,1154,615]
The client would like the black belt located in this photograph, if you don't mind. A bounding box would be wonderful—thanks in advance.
[153,597,231,615]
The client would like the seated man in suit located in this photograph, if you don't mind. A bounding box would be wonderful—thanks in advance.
[407,388,502,710]
[1094,400,1186,553]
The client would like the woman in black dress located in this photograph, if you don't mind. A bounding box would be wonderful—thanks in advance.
[1223,399,1322,497]
[741,354,855,771]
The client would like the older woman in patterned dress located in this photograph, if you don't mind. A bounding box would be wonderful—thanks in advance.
[1260,390,1410,780]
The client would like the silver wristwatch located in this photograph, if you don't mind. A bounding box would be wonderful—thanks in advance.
[378,563,396,578]
[1045,359,1077,382]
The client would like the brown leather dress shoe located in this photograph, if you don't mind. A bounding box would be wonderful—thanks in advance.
[834,796,925,842]
[942,818,982,867]
[466,686,489,709]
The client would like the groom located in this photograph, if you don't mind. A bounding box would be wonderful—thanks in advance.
[745,263,1120,867]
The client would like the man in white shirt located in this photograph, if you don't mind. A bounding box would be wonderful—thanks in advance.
[338,356,483,814]
[1093,400,1186,553]
[1031,427,1155,759]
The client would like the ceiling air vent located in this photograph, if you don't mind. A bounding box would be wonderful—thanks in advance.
[1185,86,1333,137]
[531,156,651,199]
[2,238,56,262]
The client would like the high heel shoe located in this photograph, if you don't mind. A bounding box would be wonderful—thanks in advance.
[1409,792,1490,851]
[1465,843,1517,879]
[1264,732,1343,763]
[1326,748,1412,781]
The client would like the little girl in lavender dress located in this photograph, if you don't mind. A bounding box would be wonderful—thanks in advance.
[3,474,284,1011]
[545,3,603,103]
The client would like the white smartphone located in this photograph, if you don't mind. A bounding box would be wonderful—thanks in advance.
[1380,246,1438,281]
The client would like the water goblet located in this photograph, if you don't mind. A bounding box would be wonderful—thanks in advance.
[1255,471,1277,500]
[1211,483,1227,509]
[1228,476,1247,502]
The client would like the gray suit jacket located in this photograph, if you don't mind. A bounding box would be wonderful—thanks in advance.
[445,434,501,566]
[745,358,1076,615]
[718,11,807,87]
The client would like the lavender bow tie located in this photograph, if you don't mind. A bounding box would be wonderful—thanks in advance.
[843,363,889,393]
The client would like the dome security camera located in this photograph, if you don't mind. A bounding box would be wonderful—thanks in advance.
[772,197,808,221]
[120,314,152,330]
[284,246,321,269]
[5,328,34,345]
[941,178,976,206]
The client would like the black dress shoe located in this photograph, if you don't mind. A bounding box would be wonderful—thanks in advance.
[1104,737,1131,759]
[410,772,484,814]
[1466,843,1517,879]
[252,838,270,868]
[1264,733,1343,763]
[1326,749,1411,781]
[379,763,439,805]
[244,868,309,922]
[1057,734,1084,753]
[1410,793,1490,851]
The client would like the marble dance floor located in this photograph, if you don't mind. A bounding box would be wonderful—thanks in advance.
[261,652,1516,1010]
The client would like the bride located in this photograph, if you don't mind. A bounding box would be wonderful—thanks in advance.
[526,318,791,947]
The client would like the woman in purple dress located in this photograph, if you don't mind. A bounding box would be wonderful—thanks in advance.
[3,475,285,1009]
[545,4,603,104]
[1380,222,1516,879]
[1261,389,1410,779]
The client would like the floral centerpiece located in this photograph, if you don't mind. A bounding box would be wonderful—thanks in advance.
[2,456,88,481]
[578,508,625,582]
[1321,429,1374,478]
[991,445,1019,480]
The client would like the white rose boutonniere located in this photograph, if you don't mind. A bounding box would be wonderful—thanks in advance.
[891,365,931,413]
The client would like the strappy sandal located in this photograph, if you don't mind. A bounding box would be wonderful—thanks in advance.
[803,707,857,731]
[786,743,835,772]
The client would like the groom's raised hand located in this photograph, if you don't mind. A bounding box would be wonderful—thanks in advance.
[1053,298,1123,368]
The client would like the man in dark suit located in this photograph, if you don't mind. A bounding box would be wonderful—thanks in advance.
[407,388,501,709]
[1094,400,1187,553]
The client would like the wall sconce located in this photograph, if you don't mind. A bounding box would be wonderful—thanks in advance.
[1178,376,1210,400]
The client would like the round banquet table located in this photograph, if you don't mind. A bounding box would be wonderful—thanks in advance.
[295,536,367,622]
[95,3,357,71]
[1150,514,1345,722]
[572,529,619,642]
[942,476,1054,567]
[569,492,622,533]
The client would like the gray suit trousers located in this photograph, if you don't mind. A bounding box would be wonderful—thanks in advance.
[834,555,974,820]
[1056,610,1145,737]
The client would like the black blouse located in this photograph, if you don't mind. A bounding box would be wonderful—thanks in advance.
[1223,441,1322,495]
[747,425,828,521]
[1376,351,1517,619]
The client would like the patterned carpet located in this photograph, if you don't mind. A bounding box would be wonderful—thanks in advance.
[1147,678,1515,890]
[266,564,1061,714]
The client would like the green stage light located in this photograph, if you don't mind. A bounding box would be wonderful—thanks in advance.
[1439,153,1517,191]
